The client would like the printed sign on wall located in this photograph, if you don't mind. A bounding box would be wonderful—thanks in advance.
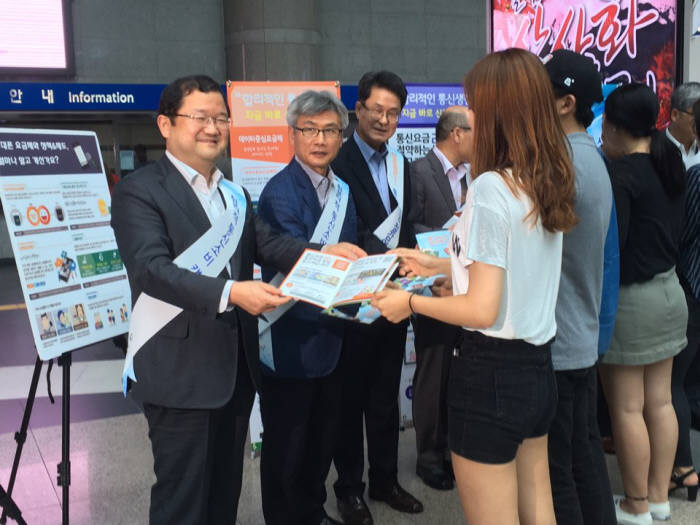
[227,81,340,201]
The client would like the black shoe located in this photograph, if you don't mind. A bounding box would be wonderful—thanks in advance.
[368,482,424,513]
[336,494,373,525]
[416,464,454,491]
[319,515,344,525]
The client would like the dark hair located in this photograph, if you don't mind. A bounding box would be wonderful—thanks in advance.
[158,75,227,122]
[357,71,408,109]
[552,85,595,128]
[463,48,577,233]
[605,83,685,197]
[435,109,469,142]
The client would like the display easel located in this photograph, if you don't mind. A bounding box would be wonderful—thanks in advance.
[0,351,75,525]
[0,128,131,525]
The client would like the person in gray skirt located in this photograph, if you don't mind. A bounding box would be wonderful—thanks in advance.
[599,83,688,525]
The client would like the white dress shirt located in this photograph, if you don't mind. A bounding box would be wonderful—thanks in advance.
[166,151,233,313]
[432,146,469,208]
[666,128,700,169]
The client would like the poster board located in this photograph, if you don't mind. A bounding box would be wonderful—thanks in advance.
[227,81,340,202]
[491,0,679,126]
[388,84,466,162]
[0,128,130,360]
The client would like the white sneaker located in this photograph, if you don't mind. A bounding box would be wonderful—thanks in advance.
[613,495,652,525]
[648,500,670,521]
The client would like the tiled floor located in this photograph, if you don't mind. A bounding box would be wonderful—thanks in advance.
[1,412,699,524]
[1,263,699,524]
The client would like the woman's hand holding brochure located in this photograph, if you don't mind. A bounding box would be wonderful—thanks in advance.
[389,247,451,278]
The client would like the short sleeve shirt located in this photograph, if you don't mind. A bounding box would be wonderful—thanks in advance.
[450,171,563,345]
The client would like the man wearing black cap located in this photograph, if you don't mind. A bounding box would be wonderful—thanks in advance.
[544,50,617,525]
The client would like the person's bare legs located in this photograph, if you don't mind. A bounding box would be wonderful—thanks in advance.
[515,435,556,525]
[451,451,518,525]
[643,357,678,504]
[600,364,649,515]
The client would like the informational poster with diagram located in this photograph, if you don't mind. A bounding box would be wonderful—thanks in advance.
[0,128,130,360]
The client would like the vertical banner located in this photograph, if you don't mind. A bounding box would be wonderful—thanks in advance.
[226,81,340,202]
[388,84,466,162]
[0,128,130,360]
[491,0,679,126]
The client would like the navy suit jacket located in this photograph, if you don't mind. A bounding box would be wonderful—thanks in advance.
[257,158,358,378]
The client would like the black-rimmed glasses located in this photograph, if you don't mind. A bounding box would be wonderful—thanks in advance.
[173,113,231,128]
[293,126,343,139]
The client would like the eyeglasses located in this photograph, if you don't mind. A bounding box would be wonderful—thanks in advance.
[360,102,401,123]
[453,126,471,132]
[173,113,231,128]
[293,126,343,139]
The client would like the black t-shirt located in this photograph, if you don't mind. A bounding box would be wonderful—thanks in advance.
[609,153,685,285]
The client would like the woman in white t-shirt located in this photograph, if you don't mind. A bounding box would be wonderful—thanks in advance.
[372,48,577,525]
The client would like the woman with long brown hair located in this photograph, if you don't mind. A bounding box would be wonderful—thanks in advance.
[372,48,576,524]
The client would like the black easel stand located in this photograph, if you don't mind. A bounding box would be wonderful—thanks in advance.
[0,352,73,525]
[0,356,41,525]
[57,353,71,525]
[0,478,26,525]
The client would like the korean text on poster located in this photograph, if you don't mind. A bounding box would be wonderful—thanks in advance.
[0,128,131,360]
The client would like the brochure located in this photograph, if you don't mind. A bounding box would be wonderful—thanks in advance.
[415,230,451,258]
[278,249,399,309]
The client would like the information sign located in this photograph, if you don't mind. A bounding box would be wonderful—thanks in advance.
[0,128,130,359]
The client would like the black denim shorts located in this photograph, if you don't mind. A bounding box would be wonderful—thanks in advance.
[447,330,557,464]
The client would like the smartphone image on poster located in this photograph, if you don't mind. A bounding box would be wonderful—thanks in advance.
[73,143,89,168]
[58,256,74,282]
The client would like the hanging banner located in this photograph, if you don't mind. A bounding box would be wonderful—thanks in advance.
[491,0,679,126]
[226,81,341,202]
[0,128,130,360]
[388,84,466,162]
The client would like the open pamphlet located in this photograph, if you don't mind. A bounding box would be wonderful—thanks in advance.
[279,249,399,309]
[277,249,447,324]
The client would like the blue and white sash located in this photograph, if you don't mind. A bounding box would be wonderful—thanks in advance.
[373,149,404,249]
[259,177,350,370]
[122,179,247,394]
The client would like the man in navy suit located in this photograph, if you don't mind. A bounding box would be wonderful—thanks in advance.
[257,90,360,525]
